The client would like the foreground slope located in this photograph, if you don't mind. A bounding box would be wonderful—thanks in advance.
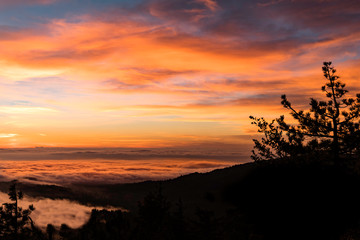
[2,160,360,239]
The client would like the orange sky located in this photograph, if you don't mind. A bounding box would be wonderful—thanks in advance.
[0,0,360,148]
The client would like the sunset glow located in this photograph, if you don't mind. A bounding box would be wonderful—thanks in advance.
[0,0,359,150]
[1,2,360,237]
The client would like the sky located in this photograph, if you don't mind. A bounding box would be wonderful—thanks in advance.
[0,0,360,149]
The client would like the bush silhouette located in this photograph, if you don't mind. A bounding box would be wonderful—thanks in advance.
[0,181,37,240]
[250,62,360,162]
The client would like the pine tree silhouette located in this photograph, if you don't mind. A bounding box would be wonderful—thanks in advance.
[0,181,35,240]
[250,62,360,162]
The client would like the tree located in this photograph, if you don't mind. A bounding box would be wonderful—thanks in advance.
[136,186,171,238]
[46,224,55,240]
[0,181,35,240]
[250,62,360,162]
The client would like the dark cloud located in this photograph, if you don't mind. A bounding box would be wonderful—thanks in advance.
[0,0,56,9]
[220,79,289,89]
[138,0,360,54]
[146,0,219,23]
[213,0,360,39]
[105,68,198,86]
[183,162,226,169]
[24,47,115,65]
[228,92,316,109]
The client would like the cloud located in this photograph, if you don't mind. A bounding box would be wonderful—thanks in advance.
[147,0,220,23]
[0,0,56,9]
[0,147,246,185]
[257,0,285,7]
[0,106,58,114]
[0,192,123,229]
[0,133,17,138]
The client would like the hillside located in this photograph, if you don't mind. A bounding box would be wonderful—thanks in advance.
[2,160,360,239]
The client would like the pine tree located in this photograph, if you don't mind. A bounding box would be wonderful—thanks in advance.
[250,62,360,162]
[0,181,35,240]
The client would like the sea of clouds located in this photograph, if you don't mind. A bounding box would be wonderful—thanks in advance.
[0,147,247,229]
[0,147,246,185]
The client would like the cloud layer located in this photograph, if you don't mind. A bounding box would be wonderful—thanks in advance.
[0,147,246,185]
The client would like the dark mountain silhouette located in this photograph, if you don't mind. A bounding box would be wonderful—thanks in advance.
[2,159,360,239]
